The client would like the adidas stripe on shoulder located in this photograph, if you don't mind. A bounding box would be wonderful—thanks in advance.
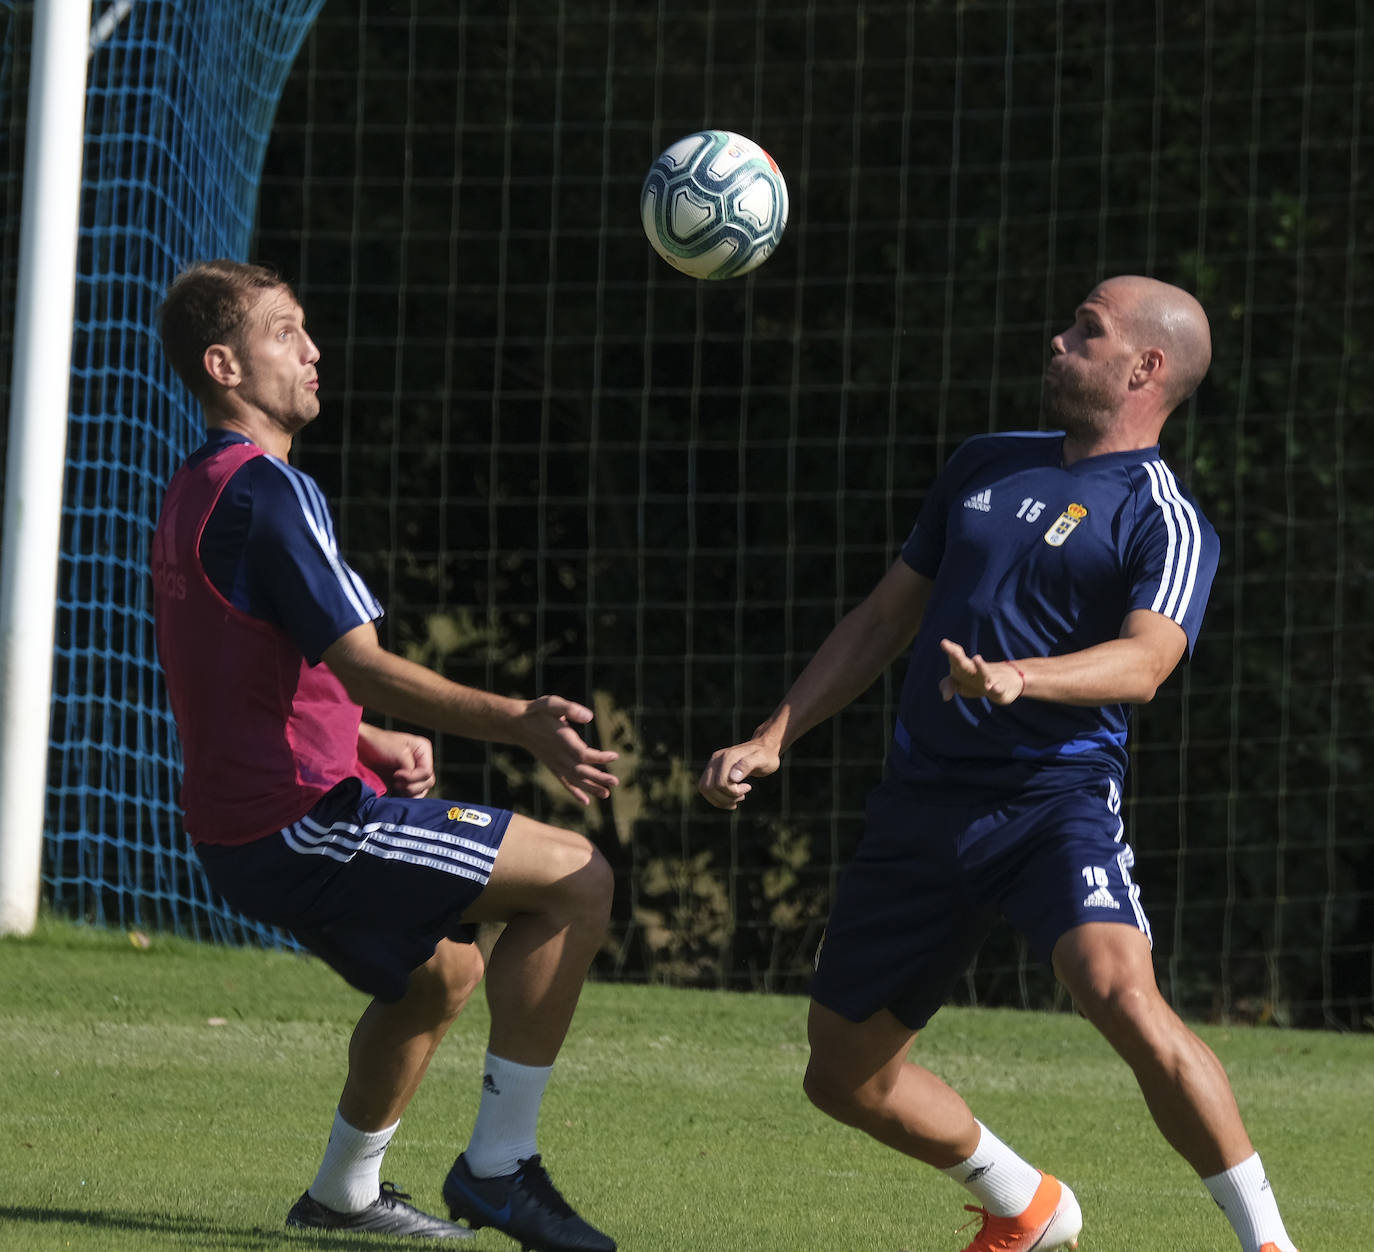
[1140,459,1203,625]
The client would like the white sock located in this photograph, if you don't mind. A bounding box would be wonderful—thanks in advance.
[1203,1153,1298,1252]
[308,1109,398,1213]
[939,1121,1045,1217]
[462,1052,553,1179]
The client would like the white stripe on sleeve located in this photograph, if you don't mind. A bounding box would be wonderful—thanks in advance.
[1142,460,1201,623]
[1152,461,1203,621]
[266,459,381,624]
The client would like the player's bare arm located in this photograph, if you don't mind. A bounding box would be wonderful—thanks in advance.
[939,608,1188,707]
[356,723,436,798]
[698,562,932,810]
[324,622,619,805]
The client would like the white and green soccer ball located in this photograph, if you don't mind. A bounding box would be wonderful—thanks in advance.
[640,130,788,280]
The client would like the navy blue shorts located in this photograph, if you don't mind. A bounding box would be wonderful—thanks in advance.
[195,778,512,1003]
[810,774,1150,1030]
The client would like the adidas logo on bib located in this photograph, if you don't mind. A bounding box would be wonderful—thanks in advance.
[963,488,992,512]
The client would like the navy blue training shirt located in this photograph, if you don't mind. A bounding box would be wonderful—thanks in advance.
[192,430,384,664]
[890,431,1219,795]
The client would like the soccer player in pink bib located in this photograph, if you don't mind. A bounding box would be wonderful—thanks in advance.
[153,259,617,1250]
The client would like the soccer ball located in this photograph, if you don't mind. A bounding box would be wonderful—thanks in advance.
[640,130,788,280]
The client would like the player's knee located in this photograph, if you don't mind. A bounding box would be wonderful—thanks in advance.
[1078,977,1178,1059]
[586,842,614,912]
[568,836,613,916]
[548,832,614,933]
[802,1059,841,1116]
[444,940,486,1007]
[802,1057,876,1125]
[412,940,485,1022]
[1057,930,1164,1037]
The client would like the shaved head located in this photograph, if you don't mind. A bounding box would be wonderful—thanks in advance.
[1094,275,1212,411]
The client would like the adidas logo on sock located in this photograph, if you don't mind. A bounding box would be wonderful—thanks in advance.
[1082,886,1121,910]
[482,1073,501,1095]
[963,488,993,512]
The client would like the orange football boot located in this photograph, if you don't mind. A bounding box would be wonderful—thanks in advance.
[957,1172,1082,1251]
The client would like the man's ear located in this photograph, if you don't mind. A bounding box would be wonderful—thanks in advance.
[202,342,241,389]
[1130,347,1164,389]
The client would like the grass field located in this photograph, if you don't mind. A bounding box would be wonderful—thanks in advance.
[1,918,1369,1251]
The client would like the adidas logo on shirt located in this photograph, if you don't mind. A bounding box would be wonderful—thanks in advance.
[1082,886,1121,910]
[963,488,992,512]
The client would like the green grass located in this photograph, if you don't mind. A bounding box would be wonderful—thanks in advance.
[1,918,1369,1251]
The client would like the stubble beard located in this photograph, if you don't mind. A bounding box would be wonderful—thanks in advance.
[1041,367,1116,441]
[278,386,320,433]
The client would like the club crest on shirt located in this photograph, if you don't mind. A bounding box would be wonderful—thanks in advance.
[447,806,493,826]
[1044,502,1087,547]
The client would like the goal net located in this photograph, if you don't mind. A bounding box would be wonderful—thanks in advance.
[4,1,1369,1027]
[1,0,324,945]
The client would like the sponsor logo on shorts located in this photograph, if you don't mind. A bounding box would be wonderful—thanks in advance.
[447,806,493,827]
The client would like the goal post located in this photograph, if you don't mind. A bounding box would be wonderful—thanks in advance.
[0,0,90,936]
[0,0,325,943]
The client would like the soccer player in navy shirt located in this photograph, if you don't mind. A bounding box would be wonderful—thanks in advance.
[153,260,617,1250]
[700,277,1301,1252]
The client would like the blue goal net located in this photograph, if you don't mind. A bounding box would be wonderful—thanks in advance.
[3,2,1370,1029]
[2,0,323,944]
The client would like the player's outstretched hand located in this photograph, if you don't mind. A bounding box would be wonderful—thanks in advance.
[697,740,781,810]
[938,638,1026,706]
[518,695,620,806]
